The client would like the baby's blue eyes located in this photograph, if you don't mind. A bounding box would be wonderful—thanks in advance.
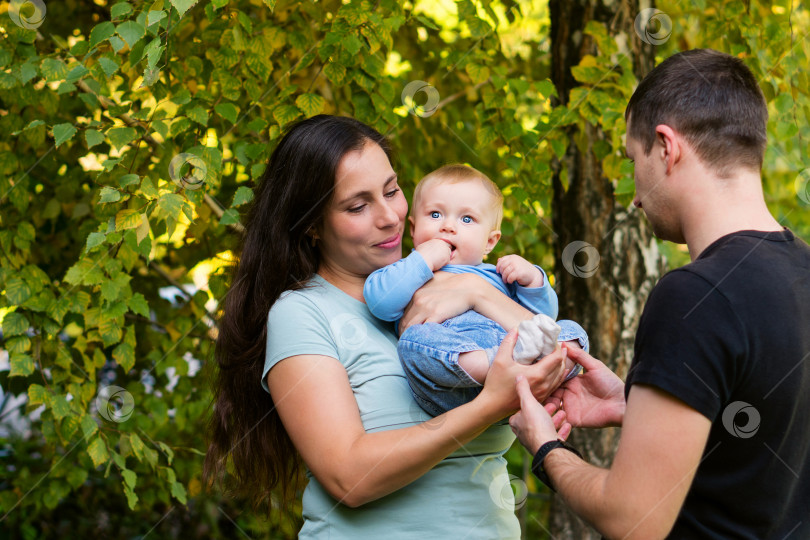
[428,211,473,223]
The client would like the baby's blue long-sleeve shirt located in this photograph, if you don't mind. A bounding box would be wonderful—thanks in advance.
[363,251,559,322]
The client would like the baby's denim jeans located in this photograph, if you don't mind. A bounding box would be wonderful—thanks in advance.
[398,310,589,417]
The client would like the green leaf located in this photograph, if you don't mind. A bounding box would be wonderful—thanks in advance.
[157,441,175,465]
[128,293,150,317]
[100,280,122,302]
[170,481,187,504]
[214,103,238,124]
[113,342,136,372]
[81,415,99,438]
[187,105,209,126]
[65,65,90,83]
[9,353,34,377]
[28,384,47,406]
[324,63,347,85]
[415,14,439,30]
[170,0,199,18]
[119,174,140,188]
[220,208,240,226]
[2,312,29,336]
[342,34,363,55]
[124,484,138,510]
[107,127,138,150]
[615,174,635,195]
[231,186,254,207]
[99,187,122,203]
[98,57,119,77]
[115,209,144,231]
[86,232,106,250]
[156,193,185,221]
[6,336,30,354]
[66,468,88,489]
[465,63,490,84]
[16,221,34,243]
[40,58,68,82]
[147,10,167,27]
[50,394,71,420]
[122,469,137,489]
[53,123,77,148]
[272,104,301,128]
[85,129,105,148]
[5,276,31,305]
[111,2,133,19]
[87,436,110,468]
[295,93,325,117]
[117,21,146,49]
[467,17,492,38]
[90,21,116,48]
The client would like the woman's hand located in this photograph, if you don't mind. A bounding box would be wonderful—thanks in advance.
[476,330,568,421]
[399,272,482,333]
[543,345,627,428]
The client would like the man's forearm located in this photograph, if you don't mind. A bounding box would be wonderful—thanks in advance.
[544,449,614,534]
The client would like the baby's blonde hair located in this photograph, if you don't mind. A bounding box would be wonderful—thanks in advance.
[412,164,504,229]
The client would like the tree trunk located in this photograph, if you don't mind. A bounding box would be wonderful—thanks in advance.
[548,1,664,538]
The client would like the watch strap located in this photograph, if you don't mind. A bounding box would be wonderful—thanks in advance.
[531,439,582,492]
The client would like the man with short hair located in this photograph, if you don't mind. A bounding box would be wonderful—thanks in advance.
[508,48,810,539]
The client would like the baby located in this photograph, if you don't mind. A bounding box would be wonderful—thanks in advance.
[364,164,587,416]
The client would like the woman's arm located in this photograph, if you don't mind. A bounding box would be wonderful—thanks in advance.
[267,331,566,508]
[399,272,533,333]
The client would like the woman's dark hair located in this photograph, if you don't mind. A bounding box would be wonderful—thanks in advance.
[625,48,768,178]
[203,115,392,514]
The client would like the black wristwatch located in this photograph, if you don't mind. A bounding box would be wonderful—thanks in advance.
[531,439,582,492]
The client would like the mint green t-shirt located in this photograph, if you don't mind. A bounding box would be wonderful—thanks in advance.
[262,274,520,539]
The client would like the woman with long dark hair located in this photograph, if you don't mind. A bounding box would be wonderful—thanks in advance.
[204,115,567,538]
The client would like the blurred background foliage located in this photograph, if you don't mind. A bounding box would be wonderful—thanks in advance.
[0,0,807,537]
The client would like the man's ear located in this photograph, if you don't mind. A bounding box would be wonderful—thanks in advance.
[655,124,681,175]
[484,229,502,255]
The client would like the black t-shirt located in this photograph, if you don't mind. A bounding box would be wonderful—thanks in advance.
[626,229,810,539]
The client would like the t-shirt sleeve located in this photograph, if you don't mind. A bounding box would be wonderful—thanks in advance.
[261,291,338,393]
[626,270,748,421]
[363,251,434,321]
[513,266,559,319]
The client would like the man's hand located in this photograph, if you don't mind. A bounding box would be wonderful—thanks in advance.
[415,239,453,271]
[497,255,544,287]
[509,375,571,454]
[544,345,626,428]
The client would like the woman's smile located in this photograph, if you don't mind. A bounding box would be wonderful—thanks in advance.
[374,233,402,249]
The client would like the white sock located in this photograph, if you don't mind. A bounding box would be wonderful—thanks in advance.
[513,314,561,365]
